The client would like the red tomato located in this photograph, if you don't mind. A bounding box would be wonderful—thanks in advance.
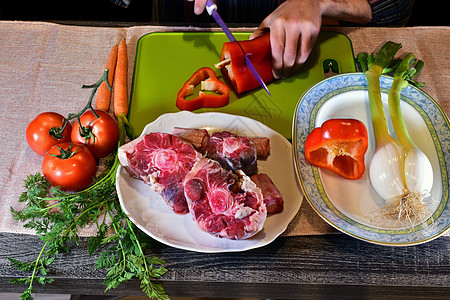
[71,110,119,158]
[42,142,97,191]
[26,112,72,156]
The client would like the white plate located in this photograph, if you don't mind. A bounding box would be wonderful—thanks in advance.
[117,111,303,252]
[293,73,450,246]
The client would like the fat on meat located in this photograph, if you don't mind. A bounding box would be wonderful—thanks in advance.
[207,131,258,176]
[184,158,267,239]
[120,132,202,214]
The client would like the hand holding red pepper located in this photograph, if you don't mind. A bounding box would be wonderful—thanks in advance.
[250,0,372,78]
[219,33,274,94]
[305,118,368,180]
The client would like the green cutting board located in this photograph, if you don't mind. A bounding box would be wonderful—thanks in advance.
[129,31,356,139]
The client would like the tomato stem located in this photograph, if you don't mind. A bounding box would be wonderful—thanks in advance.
[80,69,111,119]
[77,119,97,147]
[48,121,69,139]
[46,142,79,160]
[51,69,111,136]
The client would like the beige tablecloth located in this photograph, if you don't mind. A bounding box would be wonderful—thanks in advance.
[0,21,448,237]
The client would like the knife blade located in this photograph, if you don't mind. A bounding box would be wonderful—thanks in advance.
[206,0,271,96]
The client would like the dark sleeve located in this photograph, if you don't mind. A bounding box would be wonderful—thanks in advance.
[110,0,132,8]
[367,0,415,26]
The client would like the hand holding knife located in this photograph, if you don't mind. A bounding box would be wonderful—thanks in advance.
[205,0,272,96]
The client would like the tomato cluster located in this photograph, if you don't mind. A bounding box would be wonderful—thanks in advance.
[26,109,119,191]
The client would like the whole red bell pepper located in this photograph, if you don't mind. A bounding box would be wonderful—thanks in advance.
[177,67,230,111]
[219,33,273,94]
[305,118,368,180]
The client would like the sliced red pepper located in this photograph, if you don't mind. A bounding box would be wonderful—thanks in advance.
[176,67,230,111]
[305,118,368,180]
[219,33,273,94]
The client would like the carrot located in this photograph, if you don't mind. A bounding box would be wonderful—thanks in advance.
[95,44,118,112]
[113,39,128,117]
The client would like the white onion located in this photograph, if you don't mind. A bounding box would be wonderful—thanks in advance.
[369,138,407,202]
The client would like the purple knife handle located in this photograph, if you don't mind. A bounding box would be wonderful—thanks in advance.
[206,1,236,42]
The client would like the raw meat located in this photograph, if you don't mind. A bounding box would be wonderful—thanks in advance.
[122,132,202,214]
[172,127,210,154]
[248,137,271,160]
[251,173,284,214]
[184,158,267,239]
[207,131,258,176]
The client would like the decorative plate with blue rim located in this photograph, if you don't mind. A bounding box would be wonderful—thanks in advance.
[292,73,450,246]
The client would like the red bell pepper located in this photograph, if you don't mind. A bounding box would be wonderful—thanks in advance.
[219,33,273,94]
[177,67,230,111]
[305,118,368,180]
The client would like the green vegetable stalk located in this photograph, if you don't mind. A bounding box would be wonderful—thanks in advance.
[387,53,433,212]
[388,53,425,150]
[358,41,432,224]
[358,42,407,203]
[358,41,402,145]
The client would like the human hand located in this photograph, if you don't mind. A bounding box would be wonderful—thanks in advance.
[187,0,208,15]
[250,0,322,79]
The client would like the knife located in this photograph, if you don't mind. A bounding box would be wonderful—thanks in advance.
[206,0,271,96]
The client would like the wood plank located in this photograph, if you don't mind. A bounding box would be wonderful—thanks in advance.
[2,233,450,298]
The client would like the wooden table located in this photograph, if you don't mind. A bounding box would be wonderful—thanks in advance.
[0,22,449,299]
[2,233,450,298]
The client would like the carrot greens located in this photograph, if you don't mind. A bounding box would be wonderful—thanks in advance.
[10,149,168,300]
[10,147,168,299]
[10,73,167,300]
